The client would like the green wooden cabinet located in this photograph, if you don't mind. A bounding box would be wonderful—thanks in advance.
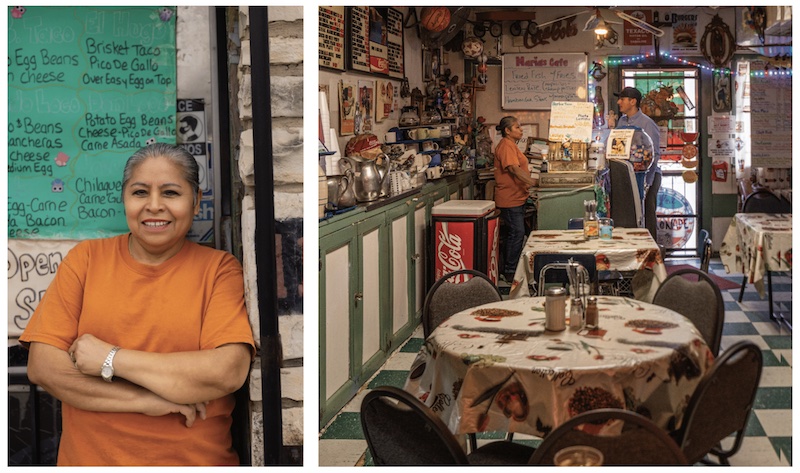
[319,172,474,427]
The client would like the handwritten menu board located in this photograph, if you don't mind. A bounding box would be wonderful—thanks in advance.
[750,72,792,168]
[8,6,177,239]
[319,6,345,71]
[502,53,587,110]
[347,6,403,78]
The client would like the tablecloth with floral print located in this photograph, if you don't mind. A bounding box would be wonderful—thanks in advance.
[404,296,713,438]
[720,213,792,298]
[508,228,667,302]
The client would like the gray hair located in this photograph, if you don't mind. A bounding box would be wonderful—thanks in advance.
[496,116,519,138]
[121,143,200,205]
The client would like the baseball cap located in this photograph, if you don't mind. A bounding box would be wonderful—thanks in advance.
[614,87,642,101]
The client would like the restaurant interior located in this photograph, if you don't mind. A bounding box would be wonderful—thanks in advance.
[318,6,792,466]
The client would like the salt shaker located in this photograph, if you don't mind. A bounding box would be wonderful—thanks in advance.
[545,287,567,331]
[584,296,599,328]
[569,297,584,329]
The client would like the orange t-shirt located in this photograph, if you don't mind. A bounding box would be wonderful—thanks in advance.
[493,137,530,208]
[20,234,256,466]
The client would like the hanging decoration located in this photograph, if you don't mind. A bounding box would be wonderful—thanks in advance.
[596,52,793,77]
[700,14,735,68]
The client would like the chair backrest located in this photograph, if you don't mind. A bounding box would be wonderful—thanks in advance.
[360,386,469,465]
[529,408,688,465]
[422,269,502,338]
[608,159,642,228]
[533,253,597,296]
[699,229,712,273]
[652,267,724,356]
[742,188,789,213]
[567,218,614,230]
[567,218,584,230]
[644,172,661,240]
[674,341,763,464]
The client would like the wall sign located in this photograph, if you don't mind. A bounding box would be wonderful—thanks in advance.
[319,6,346,71]
[8,6,177,240]
[501,52,587,110]
[347,7,404,78]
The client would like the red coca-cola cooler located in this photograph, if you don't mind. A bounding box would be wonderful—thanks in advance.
[430,200,500,286]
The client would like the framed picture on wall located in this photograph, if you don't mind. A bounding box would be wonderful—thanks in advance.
[357,79,375,133]
[339,80,356,135]
[712,70,732,113]
[319,6,346,71]
[423,48,440,82]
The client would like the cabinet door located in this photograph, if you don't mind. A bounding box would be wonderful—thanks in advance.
[356,213,386,378]
[412,197,428,319]
[318,225,357,427]
[386,203,415,350]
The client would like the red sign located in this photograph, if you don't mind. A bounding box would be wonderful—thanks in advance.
[435,221,474,284]
[486,215,499,285]
[623,10,653,46]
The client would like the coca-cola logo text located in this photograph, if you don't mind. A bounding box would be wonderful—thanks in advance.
[524,17,579,48]
[437,226,466,281]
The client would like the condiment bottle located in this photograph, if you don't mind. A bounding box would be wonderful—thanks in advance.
[545,287,567,332]
[583,200,599,239]
[569,297,584,329]
[584,296,599,328]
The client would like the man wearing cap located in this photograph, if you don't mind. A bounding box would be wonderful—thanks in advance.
[615,87,661,195]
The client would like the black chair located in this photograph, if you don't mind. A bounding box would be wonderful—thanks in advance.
[671,341,763,465]
[422,269,502,339]
[652,267,724,356]
[699,229,712,273]
[532,253,597,296]
[567,217,614,230]
[529,408,688,465]
[608,159,642,228]
[644,172,661,241]
[742,188,790,214]
[737,189,788,320]
[361,386,535,466]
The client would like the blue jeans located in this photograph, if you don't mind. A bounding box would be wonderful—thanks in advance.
[499,205,525,276]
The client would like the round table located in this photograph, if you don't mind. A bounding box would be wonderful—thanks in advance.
[404,296,714,438]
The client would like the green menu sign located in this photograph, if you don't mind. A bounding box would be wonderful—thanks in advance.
[8,6,177,239]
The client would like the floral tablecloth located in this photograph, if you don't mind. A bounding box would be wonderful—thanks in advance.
[508,228,667,302]
[404,296,713,438]
[719,213,792,298]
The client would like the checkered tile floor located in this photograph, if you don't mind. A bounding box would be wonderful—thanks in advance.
[318,258,792,466]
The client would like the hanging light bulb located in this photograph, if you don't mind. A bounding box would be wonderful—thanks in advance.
[593,9,609,36]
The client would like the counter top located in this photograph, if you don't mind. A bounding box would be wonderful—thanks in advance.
[320,170,475,227]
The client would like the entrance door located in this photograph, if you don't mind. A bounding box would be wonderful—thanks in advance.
[620,67,700,257]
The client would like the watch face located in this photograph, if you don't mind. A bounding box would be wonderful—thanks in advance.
[101,365,113,380]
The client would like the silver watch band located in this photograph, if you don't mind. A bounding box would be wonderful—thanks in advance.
[102,346,121,380]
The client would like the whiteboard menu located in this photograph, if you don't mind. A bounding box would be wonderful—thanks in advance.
[8,6,177,239]
[502,53,588,110]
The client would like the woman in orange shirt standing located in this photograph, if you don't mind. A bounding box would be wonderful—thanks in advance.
[493,116,537,282]
[20,143,256,466]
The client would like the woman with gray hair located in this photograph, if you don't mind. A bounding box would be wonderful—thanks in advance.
[20,143,255,466]
[494,116,537,283]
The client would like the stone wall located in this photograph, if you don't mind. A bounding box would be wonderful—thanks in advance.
[233,6,304,465]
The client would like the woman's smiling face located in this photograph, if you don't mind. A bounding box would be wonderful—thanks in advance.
[124,155,200,264]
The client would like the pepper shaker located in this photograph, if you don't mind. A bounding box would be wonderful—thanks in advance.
[584,296,599,328]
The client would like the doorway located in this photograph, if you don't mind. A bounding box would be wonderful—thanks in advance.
[620,67,701,257]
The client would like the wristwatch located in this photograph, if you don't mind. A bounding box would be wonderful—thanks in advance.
[101,346,121,382]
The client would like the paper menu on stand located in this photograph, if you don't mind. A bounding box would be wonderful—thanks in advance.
[606,128,635,160]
